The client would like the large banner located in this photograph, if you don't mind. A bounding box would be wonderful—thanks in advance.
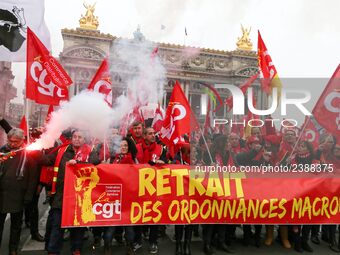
[62,163,340,227]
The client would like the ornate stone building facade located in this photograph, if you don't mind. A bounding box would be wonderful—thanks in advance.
[59,7,264,124]
[60,30,264,120]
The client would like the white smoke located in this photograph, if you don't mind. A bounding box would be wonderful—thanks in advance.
[30,38,166,149]
[110,38,165,108]
[32,91,113,149]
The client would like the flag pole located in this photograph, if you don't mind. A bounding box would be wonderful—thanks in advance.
[288,116,311,159]
[103,135,107,162]
[25,97,30,144]
[197,126,214,164]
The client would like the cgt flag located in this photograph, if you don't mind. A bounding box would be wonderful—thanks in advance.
[26,27,71,106]
[87,58,112,106]
[151,104,164,133]
[0,0,51,61]
[257,31,281,96]
[312,64,340,142]
[301,117,320,148]
[160,81,198,146]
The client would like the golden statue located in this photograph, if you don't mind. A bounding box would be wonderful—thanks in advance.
[79,2,99,30]
[236,25,253,51]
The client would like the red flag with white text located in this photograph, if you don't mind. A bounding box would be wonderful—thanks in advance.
[26,27,71,105]
[312,65,340,142]
[301,117,320,148]
[152,104,164,133]
[87,58,112,106]
[258,31,281,95]
[160,81,198,145]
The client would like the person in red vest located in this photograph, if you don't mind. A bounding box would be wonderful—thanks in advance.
[41,129,100,255]
[135,127,166,254]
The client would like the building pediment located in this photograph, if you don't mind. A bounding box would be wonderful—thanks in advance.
[64,46,105,60]
[235,66,258,77]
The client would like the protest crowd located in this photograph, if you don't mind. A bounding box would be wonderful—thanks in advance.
[0,110,339,255]
[0,4,339,255]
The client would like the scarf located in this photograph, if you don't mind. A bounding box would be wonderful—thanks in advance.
[140,140,157,163]
[114,153,135,164]
[131,132,143,145]
[215,152,235,166]
[51,144,92,194]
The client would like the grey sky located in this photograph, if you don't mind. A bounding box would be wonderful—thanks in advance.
[11,0,340,104]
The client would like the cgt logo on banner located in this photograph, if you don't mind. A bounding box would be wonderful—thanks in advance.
[92,184,122,220]
[0,0,51,61]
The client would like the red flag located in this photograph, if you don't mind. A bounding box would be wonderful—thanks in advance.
[152,104,164,133]
[225,73,259,110]
[119,114,129,137]
[87,58,112,106]
[312,65,340,142]
[19,116,28,137]
[160,81,199,145]
[258,31,280,94]
[151,47,159,60]
[301,118,320,148]
[130,105,144,124]
[26,27,71,105]
[44,105,54,124]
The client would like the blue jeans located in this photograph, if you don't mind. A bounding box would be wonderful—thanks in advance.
[45,208,85,254]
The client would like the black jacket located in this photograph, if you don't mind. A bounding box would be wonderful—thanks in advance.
[0,145,39,213]
[41,145,100,209]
